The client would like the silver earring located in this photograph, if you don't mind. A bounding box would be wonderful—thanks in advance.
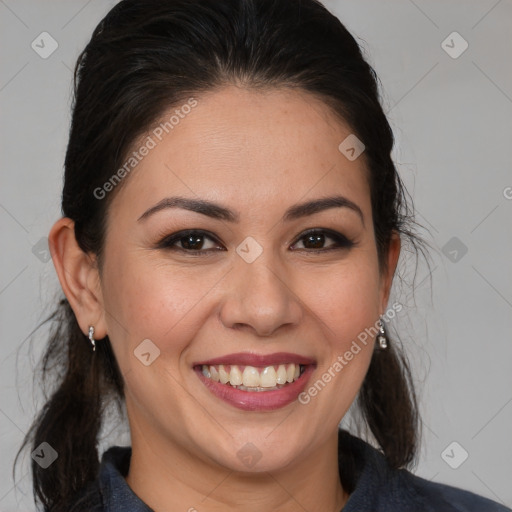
[377,317,388,349]
[88,325,96,352]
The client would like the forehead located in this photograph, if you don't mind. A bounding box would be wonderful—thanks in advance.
[108,85,371,223]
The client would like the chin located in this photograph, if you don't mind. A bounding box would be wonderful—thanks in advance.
[203,428,307,474]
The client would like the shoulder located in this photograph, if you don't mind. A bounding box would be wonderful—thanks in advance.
[68,446,135,512]
[65,480,104,512]
[396,468,511,512]
[338,429,511,512]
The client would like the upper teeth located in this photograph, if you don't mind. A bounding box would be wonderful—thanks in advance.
[202,363,302,388]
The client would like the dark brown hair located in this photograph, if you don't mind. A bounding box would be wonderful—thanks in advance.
[15,0,427,510]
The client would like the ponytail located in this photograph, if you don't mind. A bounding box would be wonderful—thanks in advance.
[15,298,124,511]
[358,337,420,469]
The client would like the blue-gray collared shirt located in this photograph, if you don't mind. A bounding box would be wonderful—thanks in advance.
[71,429,511,511]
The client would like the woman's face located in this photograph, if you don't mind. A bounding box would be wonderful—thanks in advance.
[97,85,398,472]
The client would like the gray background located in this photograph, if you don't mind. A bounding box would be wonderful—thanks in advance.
[1,0,511,510]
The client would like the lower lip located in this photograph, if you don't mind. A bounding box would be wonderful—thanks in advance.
[195,365,316,411]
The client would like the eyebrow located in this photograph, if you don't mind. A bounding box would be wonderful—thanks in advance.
[137,195,364,225]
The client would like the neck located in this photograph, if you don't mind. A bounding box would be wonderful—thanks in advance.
[125,425,349,512]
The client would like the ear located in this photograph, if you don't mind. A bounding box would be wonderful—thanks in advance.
[379,230,401,314]
[48,217,107,339]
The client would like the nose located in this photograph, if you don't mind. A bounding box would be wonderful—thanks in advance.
[218,251,303,338]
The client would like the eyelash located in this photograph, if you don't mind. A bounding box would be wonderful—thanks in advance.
[156,228,356,255]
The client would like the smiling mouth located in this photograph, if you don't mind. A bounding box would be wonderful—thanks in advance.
[198,363,306,391]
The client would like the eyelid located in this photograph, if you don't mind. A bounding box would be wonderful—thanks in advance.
[156,229,224,251]
[289,228,355,251]
[156,227,356,253]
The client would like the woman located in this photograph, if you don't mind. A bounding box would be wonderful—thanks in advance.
[15,0,510,511]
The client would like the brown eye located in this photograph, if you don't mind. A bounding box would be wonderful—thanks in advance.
[158,230,224,253]
[291,229,355,252]
[180,233,207,250]
[303,232,326,249]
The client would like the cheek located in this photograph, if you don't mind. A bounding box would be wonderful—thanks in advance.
[304,257,381,340]
[100,253,216,416]
[293,259,380,426]
[101,250,223,360]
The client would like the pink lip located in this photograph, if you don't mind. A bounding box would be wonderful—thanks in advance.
[194,354,316,411]
[193,351,316,367]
